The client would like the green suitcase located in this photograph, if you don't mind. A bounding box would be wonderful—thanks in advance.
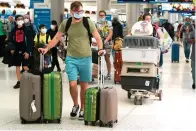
[84,87,100,126]
[43,72,62,123]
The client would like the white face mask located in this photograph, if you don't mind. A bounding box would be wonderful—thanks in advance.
[50,25,55,29]
[41,28,47,34]
[17,20,24,26]
[24,18,30,23]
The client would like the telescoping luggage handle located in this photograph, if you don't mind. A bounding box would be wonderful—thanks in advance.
[39,53,44,73]
[98,55,105,89]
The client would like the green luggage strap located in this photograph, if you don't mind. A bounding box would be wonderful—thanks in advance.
[50,72,55,119]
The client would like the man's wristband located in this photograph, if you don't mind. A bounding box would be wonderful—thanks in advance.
[98,49,103,51]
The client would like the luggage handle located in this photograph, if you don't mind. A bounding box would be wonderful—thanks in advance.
[98,55,105,89]
[39,53,44,73]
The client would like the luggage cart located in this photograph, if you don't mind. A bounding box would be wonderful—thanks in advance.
[121,36,162,105]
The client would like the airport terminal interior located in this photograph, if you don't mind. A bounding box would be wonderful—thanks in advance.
[0,0,195,130]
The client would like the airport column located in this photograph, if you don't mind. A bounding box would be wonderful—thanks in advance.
[126,3,140,30]
[51,0,64,25]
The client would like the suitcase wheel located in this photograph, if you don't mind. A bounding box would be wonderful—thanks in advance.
[21,120,26,124]
[99,121,104,127]
[57,119,61,124]
[158,90,162,101]
[92,122,96,126]
[134,96,142,105]
[84,121,88,125]
[127,92,131,99]
[44,120,49,124]
[115,120,118,123]
[108,122,114,128]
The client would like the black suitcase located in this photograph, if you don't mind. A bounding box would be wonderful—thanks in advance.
[121,76,158,92]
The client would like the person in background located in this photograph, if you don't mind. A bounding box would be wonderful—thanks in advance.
[96,10,113,80]
[24,14,38,38]
[8,16,16,30]
[112,16,123,59]
[9,15,33,89]
[143,13,164,73]
[0,17,11,57]
[180,17,194,63]
[34,24,51,68]
[163,20,175,40]
[47,20,61,72]
[173,21,179,40]
[38,1,104,120]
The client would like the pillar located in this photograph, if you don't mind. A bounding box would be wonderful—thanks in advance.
[97,0,111,20]
[51,0,64,25]
[126,3,141,30]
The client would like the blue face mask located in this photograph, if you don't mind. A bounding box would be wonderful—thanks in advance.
[185,22,190,25]
[73,13,83,19]
[99,18,105,23]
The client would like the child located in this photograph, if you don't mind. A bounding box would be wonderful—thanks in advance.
[34,24,51,68]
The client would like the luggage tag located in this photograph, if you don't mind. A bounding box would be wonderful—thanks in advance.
[31,100,37,113]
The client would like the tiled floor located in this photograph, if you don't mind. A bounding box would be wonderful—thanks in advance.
[0,48,195,131]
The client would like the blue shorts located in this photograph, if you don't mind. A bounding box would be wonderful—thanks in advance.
[65,56,92,82]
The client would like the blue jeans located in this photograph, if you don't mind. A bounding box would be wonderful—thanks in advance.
[159,53,163,67]
[183,41,192,59]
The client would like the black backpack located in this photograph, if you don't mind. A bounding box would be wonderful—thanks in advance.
[65,17,92,46]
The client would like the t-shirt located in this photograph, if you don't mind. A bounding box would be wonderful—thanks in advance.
[183,31,195,43]
[58,18,96,58]
[0,21,5,36]
[96,20,113,40]
[15,27,25,51]
[34,34,51,45]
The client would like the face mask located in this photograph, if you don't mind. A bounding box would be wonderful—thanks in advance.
[41,28,47,34]
[50,25,55,29]
[17,20,24,26]
[24,18,29,23]
[185,22,190,25]
[99,18,105,23]
[73,12,83,19]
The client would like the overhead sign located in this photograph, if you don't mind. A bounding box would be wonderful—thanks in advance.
[30,0,44,8]
[34,8,51,29]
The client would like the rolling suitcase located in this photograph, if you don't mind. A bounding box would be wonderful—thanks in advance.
[171,43,180,63]
[114,51,123,84]
[84,87,100,126]
[19,72,42,124]
[99,56,118,128]
[43,71,63,123]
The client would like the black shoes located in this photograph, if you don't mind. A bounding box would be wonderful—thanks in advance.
[13,81,20,89]
[70,105,79,118]
[78,110,84,121]
[192,84,195,90]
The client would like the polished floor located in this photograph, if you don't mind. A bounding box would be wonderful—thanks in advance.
[0,48,195,131]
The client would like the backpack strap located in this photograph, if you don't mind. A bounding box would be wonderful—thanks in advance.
[46,34,49,44]
[83,17,92,46]
[37,34,40,44]
[65,17,72,46]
